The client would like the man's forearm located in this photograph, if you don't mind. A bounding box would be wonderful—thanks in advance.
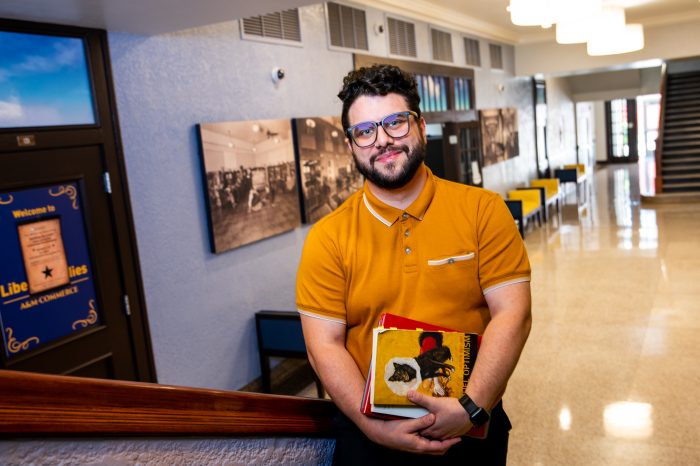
[306,338,377,433]
[468,284,532,410]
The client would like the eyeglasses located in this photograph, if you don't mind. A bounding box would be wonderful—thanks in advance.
[347,111,418,148]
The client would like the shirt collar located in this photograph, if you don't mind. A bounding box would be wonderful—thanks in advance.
[362,165,436,227]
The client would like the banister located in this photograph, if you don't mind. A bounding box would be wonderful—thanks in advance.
[655,62,668,194]
[0,369,336,435]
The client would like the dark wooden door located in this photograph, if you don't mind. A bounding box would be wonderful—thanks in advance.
[442,121,483,187]
[0,20,154,381]
[605,98,639,163]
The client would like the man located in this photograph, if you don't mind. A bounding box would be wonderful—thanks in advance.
[296,64,531,464]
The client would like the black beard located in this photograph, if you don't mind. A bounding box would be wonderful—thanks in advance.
[352,140,426,190]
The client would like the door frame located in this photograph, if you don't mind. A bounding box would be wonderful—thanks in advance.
[0,19,156,382]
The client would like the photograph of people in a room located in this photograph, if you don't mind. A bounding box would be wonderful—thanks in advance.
[479,107,519,166]
[199,119,300,253]
[293,116,362,224]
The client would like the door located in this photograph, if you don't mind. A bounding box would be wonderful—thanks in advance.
[605,98,639,163]
[442,121,483,187]
[0,20,154,381]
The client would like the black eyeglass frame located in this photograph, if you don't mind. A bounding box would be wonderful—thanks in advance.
[346,110,419,148]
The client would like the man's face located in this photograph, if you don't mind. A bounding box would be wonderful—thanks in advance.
[347,93,426,190]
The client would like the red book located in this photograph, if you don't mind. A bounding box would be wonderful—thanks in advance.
[360,313,488,439]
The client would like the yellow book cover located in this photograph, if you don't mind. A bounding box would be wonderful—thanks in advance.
[371,328,474,406]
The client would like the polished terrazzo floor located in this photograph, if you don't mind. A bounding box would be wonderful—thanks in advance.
[506,163,700,465]
[297,162,700,464]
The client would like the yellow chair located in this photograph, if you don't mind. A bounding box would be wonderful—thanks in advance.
[556,164,588,204]
[507,189,542,235]
[530,178,560,221]
[564,163,586,178]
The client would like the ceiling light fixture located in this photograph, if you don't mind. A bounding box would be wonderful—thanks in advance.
[556,5,625,44]
[587,23,645,56]
[508,0,645,56]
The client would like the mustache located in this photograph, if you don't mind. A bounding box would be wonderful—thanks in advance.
[369,144,410,165]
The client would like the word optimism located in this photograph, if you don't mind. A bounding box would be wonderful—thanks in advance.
[11,204,57,218]
[1,265,89,300]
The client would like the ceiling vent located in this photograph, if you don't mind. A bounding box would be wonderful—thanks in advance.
[387,17,417,58]
[464,37,481,67]
[489,43,503,70]
[241,9,301,43]
[431,28,453,63]
[327,2,368,51]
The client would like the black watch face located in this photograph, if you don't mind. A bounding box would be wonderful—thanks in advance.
[471,407,489,427]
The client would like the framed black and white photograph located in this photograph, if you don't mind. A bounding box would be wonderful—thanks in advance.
[198,119,301,253]
[479,108,519,167]
[292,116,363,224]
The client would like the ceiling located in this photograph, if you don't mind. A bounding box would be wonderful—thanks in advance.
[0,0,698,41]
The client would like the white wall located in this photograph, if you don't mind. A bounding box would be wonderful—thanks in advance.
[0,437,333,466]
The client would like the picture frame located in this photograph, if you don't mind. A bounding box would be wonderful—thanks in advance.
[198,119,301,253]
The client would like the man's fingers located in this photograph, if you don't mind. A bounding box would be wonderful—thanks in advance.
[407,390,434,409]
[417,436,462,455]
[407,412,435,431]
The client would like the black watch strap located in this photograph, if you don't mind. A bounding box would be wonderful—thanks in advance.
[459,395,490,428]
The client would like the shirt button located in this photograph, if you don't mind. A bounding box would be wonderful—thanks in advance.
[405,247,411,254]
[404,230,410,237]
[402,213,409,219]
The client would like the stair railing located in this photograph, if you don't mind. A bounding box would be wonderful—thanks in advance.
[0,369,335,435]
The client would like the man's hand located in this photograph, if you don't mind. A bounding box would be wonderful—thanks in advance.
[364,414,462,455]
[407,390,473,440]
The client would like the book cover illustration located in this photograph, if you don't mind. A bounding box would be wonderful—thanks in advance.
[371,328,476,407]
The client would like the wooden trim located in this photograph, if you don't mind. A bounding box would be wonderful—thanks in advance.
[0,370,336,436]
[353,54,475,81]
[655,62,668,194]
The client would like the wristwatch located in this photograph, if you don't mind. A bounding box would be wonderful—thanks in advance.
[459,395,490,427]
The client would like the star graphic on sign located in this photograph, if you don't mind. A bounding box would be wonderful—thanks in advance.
[42,266,53,278]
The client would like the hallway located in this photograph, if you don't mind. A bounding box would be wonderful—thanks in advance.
[506,164,700,464]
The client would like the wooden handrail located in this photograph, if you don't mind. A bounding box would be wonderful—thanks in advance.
[0,370,336,435]
[655,62,668,194]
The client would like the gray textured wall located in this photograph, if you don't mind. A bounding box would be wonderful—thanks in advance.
[0,437,334,466]
[107,2,541,392]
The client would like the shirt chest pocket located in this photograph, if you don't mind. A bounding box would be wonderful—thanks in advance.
[423,252,480,299]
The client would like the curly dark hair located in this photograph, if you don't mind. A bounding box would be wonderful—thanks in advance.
[338,64,421,133]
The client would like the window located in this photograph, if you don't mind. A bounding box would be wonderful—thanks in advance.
[327,2,368,50]
[241,9,301,43]
[0,30,96,129]
[387,17,417,57]
[489,43,503,70]
[464,37,481,67]
[431,29,453,63]
[453,77,472,111]
[416,74,448,113]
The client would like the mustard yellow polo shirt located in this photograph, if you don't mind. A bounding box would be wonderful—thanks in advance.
[296,166,530,377]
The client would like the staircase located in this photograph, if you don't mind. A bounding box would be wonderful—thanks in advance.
[660,70,700,193]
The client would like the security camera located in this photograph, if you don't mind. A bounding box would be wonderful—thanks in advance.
[374,24,384,35]
[271,67,285,83]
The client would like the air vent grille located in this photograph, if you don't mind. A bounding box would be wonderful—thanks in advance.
[388,17,417,57]
[242,9,301,42]
[327,2,368,50]
[431,29,453,62]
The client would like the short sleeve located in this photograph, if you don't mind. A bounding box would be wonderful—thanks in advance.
[477,194,531,293]
[295,224,348,323]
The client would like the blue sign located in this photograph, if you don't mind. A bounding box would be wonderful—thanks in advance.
[0,182,99,358]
